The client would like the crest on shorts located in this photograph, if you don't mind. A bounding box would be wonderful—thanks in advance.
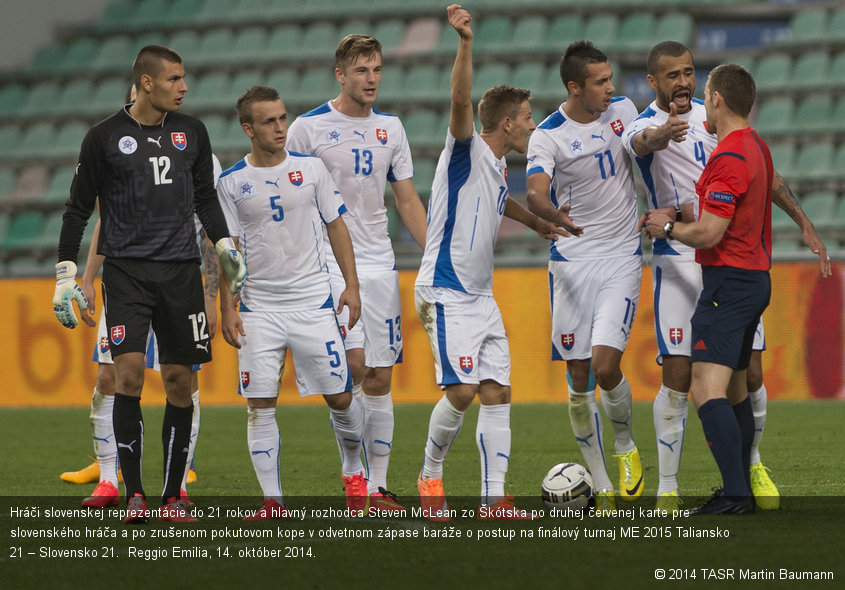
[110,325,125,346]
[339,326,347,339]
[99,336,110,354]
[561,333,575,351]
[458,356,474,374]
[376,128,388,145]
[670,328,684,346]
[610,119,625,136]
[171,132,187,150]
[240,371,250,389]
[288,171,303,186]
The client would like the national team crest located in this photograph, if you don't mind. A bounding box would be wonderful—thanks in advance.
[171,132,187,150]
[570,139,582,153]
[288,171,304,186]
[376,128,388,145]
[339,326,347,339]
[118,136,137,155]
[110,325,126,346]
[610,119,625,136]
[458,356,474,374]
[240,371,250,389]
[99,336,110,354]
[561,333,575,351]
[669,328,684,346]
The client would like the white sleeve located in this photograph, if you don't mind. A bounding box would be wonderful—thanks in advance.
[526,130,557,183]
[286,118,310,154]
[388,122,414,183]
[314,161,345,225]
[217,178,241,236]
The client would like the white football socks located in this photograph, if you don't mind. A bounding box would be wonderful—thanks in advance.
[653,384,688,495]
[362,390,394,494]
[477,403,511,506]
[90,389,118,486]
[569,388,613,492]
[748,385,767,465]
[246,406,282,502]
[600,375,636,454]
[422,396,464,480]
[329,395,365,477]
[181,388,201,490]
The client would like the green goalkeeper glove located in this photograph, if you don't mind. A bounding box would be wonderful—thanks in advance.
[53,261,88,328]
[215,237,247,294]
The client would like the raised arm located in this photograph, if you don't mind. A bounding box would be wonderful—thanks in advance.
[447,4,474,142]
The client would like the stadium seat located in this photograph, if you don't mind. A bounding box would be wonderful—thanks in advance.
[196,0,234,25]
[295,69,336,106]
[227,69,269,104]
[187,71,231,110]
[91,36,134,73]
[0,125,23,161]
[767,141,795,179]
[394,64,446,103]
[37,212,65,250]
[472,63,511,99]
[474,16,513,53]
[193,28,235,67]
[130,0,172,30]
[1,211,46,251]
[51,121,88,160]
[59,38,100,74]
[412,157,437,197]
[373,19,406,55]
[131,32,168,55]
[202,114,230,153]
[291,22,337,60]
[96,0,137,32]
[227,26,268,65]
[9,166,50,204]
[754,53,792,92]
[546,14,584,51]
[87,77,129,117]
[792,95,833,134]
[54,80,93,117]
[654,13,694,47]
[829,51,845,88]
[167,30,202,65]
[608,13,655,53]
[790,51,830,90]
[791,142,834,182]
[28,43,65,76]
[512,63,547,95]
[4,255,53,277]
[752,97,793,136]
[770,201,793,231]
[19,81,61,119]
[163,0,205,25]
[401,109,440,151]
[264,68,298,101]
[508,16,547,55]
[43,165,76,206]
[783,7,828,46]
[0,83,27,121]
[582,15,620,52]
[799,191,838,230]
[14,123,56,162]
[826,143,845,181]
[830,8,845,42]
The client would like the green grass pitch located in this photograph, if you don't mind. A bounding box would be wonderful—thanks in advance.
[1,401,842,589]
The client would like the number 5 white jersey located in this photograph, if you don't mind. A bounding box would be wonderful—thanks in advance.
[216,151,347,312]
[286,101,414,272]
[415,129,508,297]
[527,97,641,261]
[624,98,715,259]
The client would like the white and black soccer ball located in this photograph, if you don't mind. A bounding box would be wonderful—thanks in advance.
[541,462,594,510]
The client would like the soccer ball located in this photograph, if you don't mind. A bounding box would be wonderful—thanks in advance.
[541,462,594,510]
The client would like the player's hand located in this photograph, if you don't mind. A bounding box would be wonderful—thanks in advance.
[556,203,584,237]
[533,216,568,242]
[664,102,689,143]
[221,306,245,349]
[448,4,472,40]
[644,211,673,239]
[215,237,248,294]
[53,261,89,329]
[205,294,218,339]
[79,278,97,327]
[800,227,831,278]
[337,287,361,330]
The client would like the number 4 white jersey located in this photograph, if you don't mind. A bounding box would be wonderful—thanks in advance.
[286,101,414,271]
[216,151,346,312]
[624,98,715,259]
[527,97,641,261]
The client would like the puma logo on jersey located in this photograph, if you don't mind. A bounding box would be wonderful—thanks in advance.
[265,178,280,188]
[591,131,606,142]
[147,136,162,148]
[353,130,367,141]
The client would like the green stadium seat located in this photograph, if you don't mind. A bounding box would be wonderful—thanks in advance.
[131,32,168,54]
[784,8,828,45]
[754,53,791,92]
[265,69,299,101]
[537,63,564,103]
[474,16,513,53]
[96,0,137,32]
[509,16,548,55]
[376,66,405,103]
[792,95,833,134]
[790,51,830,90]
[43,166,76,206]
[291,23,337,60]
[19,81,61,118]
[168,30,202,64]
[38,212,65,250]
[723,53,755,74]
[51,121,88,160]
[0,84,27,120]
[14,123,55,162]
[187,71,231,110]
[8,166,49,204]
[196,0,234,25]
[396,64,445,103]
[202,114,230,154]
[163,0,205,25]
[4,255,53,277]
[0,213,9,245]
[2,211,46,250]
[87,77,129,116]
[830,8,845,42]
[373,19,406,54]
[770,201,793,231]
[0,125,23,161]
[295,69,336,106]
[54,80,93,117]
[767,141,795,179]
[91,36,134,73]
[222,116,249,153]
[228,26,268,65]
[654,13,694,46]
[472,64,511,100]
[512,63,547,95]
[826,143,845,181]
[752,97,793,136]
[608,13,655,53]
[131,0,172,30]
[546,14,584,52]
[261,24,304,63]
[412,157,437,197]
[193,28,235,67]
[29,43,65,76]
[59,38,100,74]
[791,142,834,182]
[799,191,838,230]
[829,51,845,86]
[582,15,619,52]
[228,69,269,103]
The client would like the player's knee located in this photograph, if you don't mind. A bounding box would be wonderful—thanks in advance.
[363,367,392,395]
[324,391,352,410]
[96,365,116,395]
[592,363,622,391]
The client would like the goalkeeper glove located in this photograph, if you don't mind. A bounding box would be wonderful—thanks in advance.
[215,237,247,294]
[53,260,88,328]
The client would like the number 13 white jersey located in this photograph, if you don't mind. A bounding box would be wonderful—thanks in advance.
[527,97,641,261]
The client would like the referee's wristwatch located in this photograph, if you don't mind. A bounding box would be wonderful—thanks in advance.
[663,220,675,239]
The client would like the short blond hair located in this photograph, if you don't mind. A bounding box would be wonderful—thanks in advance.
[478,85,531,133]
[335,34,382,72]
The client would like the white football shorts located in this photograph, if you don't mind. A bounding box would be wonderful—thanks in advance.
[652,255,764,363]
[236,308,351,399]
[330,267,403,367]
[415,286,510,387]
[549,256,642,361]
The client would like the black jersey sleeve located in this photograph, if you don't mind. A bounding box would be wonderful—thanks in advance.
[58,128,103,263]
[192,121,230,245]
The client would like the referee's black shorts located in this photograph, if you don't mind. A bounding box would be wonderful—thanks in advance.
[690,266,770,371]
[102,258,212,365]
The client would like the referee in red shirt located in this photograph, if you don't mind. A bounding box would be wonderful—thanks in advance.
[645,64,771,515]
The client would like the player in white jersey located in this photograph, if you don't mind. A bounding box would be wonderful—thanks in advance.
[286,34,426,510]
[415,5,564,521]
[526,41,643,513]
[628,41,831,511]
[217,86,367,519]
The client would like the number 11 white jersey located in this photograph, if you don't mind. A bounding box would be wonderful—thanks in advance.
[527,97,641,261]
